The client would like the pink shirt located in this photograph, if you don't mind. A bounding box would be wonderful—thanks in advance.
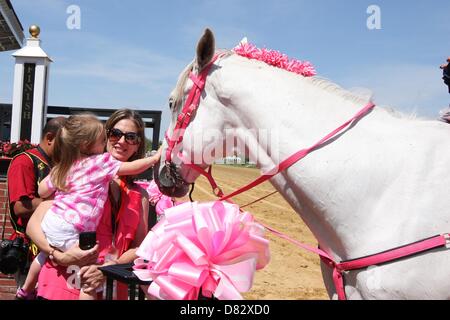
[46,153,121,232]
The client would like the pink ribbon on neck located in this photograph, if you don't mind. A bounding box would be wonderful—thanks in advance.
[133,201,270,300]
[135,180,177,216]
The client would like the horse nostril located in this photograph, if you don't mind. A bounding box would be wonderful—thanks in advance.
[159,165,175,188]
[155,163,191,198]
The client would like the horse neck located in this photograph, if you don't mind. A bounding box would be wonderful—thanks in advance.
[218,58,415,260]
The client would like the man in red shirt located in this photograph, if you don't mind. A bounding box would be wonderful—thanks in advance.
[6,117,66,291]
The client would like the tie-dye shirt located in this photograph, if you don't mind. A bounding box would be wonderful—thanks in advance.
[46,153,122,232]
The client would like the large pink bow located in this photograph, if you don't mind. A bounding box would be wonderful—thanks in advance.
[133,201,270,300]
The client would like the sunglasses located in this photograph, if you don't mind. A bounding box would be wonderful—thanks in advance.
[107,128,140,145]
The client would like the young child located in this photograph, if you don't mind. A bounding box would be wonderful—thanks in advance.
[16,113,161,300]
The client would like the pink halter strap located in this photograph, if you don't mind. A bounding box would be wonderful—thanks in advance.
[165,54,220,163]
[328,233,449,299]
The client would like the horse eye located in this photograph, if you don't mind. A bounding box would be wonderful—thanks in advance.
[169,98,174,110]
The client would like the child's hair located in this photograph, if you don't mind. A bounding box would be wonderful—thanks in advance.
[52,113,105,191]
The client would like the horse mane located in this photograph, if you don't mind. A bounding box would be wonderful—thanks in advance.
[307,76,420,119]
[171,60,194,110]
[307,76,372,106]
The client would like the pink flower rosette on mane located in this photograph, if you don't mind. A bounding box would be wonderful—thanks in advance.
[233,41,317,77]
[133,201,270,300]
[135,180,174,216]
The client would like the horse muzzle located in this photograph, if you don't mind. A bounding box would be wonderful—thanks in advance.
[154,161,190,198]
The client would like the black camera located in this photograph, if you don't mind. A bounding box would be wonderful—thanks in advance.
[0,237,29,275]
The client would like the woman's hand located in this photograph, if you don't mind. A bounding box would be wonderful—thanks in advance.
[53,242,99,267]
[79,260,118,294]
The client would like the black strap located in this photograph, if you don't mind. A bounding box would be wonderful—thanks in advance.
[36,145,52,166]
[189,183,195,202]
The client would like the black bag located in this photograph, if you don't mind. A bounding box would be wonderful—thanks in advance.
[0,150,47,275]
[0,208,29,275]
[0,237,29,275]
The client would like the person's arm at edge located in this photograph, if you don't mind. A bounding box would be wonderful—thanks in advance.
[13,197,44,220]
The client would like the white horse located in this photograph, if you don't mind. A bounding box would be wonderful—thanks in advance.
[156,28,450,299]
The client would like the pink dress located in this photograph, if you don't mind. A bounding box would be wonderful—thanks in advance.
[46,152,122,232]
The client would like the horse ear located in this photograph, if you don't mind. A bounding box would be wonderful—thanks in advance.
[196,28,215,71]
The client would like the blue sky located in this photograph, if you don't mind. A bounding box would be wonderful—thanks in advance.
[1,0,449,137]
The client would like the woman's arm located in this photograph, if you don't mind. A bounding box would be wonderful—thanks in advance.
[26,200,98,267]
[26,200,54,255]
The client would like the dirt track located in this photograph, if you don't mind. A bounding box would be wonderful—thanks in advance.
[184,165,328,300]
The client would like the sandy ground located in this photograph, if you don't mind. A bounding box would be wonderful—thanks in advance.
[183,165,329,300]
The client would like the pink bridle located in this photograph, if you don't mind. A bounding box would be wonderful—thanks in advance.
[165,54,220,164]
[164,54,450,300]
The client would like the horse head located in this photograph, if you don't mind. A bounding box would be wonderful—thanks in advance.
[156,28,232,197]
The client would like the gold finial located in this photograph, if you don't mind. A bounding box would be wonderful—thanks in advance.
[29,25,40,38]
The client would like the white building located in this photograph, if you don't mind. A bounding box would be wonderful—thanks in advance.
[214,155,244,165]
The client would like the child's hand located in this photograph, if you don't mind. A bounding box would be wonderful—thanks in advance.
[148,147,162,161]
[156,146,162,158]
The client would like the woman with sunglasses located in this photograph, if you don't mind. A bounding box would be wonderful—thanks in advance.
[26,109,161,300]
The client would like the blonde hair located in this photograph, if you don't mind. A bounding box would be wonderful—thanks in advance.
[52,113,105,191]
